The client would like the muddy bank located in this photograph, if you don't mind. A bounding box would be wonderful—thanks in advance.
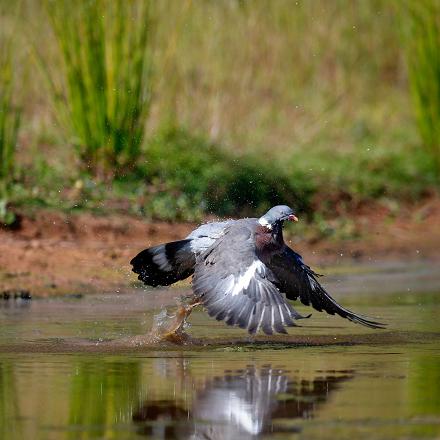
[0,198,439,296]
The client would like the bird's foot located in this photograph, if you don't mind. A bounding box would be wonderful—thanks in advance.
[150,299,201,345]
[161,304,191,337]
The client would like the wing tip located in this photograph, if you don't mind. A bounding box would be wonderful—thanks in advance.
[349,314,387,329]
[297,312,312,320]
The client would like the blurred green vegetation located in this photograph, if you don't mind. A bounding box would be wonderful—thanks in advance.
[402,0,440,173]
[0,0,439,222]
[0,2,20,225]
[142,128,313,220]
[40,0,151,175]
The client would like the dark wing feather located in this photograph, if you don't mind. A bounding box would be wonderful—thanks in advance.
[266,247,386,329]
[192,222,308,335]
[130,239,195,287]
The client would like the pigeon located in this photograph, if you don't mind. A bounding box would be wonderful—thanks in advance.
[130,205,385,335]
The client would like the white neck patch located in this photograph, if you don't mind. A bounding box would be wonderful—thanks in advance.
[258,217,272,229]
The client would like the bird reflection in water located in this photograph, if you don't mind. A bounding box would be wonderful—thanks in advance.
[133,363,353,439]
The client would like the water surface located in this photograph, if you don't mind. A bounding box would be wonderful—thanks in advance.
[1,261,439,439]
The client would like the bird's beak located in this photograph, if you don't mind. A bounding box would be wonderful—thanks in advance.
[288,214,299,222]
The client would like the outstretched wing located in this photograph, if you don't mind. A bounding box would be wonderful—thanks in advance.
[266,246,386,329]
[192,222,309,335]
[130,239,195,287]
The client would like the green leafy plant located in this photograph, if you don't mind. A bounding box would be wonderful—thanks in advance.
[41,0,151,176]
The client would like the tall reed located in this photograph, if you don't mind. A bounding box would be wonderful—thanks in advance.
[43,0,151,176]
[0,10,21,208]
[402,0,440,174]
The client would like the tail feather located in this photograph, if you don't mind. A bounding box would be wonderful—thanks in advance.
[130,239,195,287]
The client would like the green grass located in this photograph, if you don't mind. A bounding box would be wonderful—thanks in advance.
[402,0,440,173]
[0,2,21,225]
[39,0,151,176]
[140,128,313,220]
[0,47,20,200]
[0,0,438,227]
[7,128,312,221]
[8,125,433,226]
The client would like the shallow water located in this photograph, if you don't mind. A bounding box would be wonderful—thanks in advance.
[1,261,440,439]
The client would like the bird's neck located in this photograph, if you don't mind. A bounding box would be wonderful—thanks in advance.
[255,221,284,253]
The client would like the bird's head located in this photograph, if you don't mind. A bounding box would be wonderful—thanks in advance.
[258,205,298,230]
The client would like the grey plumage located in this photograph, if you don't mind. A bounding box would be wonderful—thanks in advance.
[191,219,309,334]
[130,220,232,286]
[131,205,385,334]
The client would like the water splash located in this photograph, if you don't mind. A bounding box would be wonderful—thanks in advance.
[146,305,194,345]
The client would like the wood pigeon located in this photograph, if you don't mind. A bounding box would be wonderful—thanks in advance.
[131,205,385,335]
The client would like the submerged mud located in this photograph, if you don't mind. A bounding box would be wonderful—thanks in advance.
[0,330,437,354]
